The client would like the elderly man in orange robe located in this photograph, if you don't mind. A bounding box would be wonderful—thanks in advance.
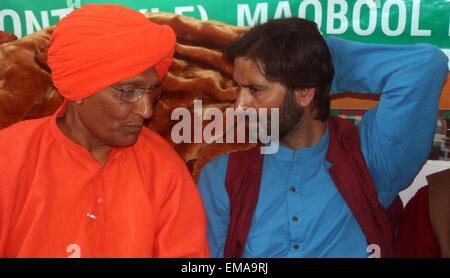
[0,4,210,258]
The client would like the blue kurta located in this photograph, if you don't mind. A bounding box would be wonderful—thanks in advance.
[197,37,449,258]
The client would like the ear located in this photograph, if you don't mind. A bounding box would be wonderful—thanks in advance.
[294,88,315,107]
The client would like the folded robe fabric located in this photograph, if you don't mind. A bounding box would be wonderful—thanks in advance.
[47,4,176,100]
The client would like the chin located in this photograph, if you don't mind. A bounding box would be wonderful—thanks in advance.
[109,134,140,148]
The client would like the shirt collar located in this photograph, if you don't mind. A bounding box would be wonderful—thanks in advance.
[266,125,329,163]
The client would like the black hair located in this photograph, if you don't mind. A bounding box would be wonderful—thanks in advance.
[226,17,334,121]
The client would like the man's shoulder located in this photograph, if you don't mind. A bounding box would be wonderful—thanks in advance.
[0,117,51,180]
[0,117,50,135]
[0,117,50,151]
[200,152,230,181]
[135,127,186,165]
[197,152,230,194]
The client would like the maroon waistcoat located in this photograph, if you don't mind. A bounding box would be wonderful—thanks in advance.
[224,115,402,258]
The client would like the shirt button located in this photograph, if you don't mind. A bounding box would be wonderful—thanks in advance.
[292,216,298,222]
[293,244,299,250]
[290,187,296,192]
[97,198,103,204]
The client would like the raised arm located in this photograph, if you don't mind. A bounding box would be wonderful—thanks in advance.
[326,36,448,208]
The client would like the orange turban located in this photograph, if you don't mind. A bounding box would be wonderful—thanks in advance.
[48,4,176,100]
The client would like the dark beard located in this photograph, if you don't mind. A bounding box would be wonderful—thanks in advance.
[262,88,304,142]
[277,88,304,140]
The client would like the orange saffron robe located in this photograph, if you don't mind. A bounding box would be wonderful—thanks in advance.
[0,103,210,258]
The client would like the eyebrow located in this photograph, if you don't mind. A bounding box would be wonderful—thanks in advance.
[232,77,266,88]
[236,82,265,90]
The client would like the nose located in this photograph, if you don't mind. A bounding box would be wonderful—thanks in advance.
[234,88,253,110]
[133,93,153,119]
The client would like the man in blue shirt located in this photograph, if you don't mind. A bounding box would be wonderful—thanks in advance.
[196,18,448,258]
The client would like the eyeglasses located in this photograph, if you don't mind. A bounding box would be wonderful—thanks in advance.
[111,85,161,104]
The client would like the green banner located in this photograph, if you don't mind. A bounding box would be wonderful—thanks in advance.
[1,1,449,53]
